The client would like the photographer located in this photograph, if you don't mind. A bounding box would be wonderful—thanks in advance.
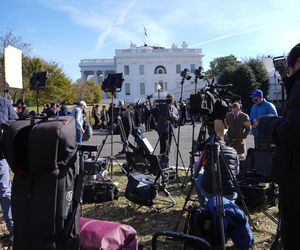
[258,43,300,249]
[119,103,135,154]
[156,93,179,156]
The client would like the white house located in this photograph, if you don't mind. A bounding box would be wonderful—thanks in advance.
[79,42,205,103]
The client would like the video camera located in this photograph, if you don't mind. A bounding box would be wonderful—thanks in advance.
[180,68,192,80]
[194,66,205,80]
[189,82,239,121]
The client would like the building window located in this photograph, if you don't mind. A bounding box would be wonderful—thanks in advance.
[125,83,130,95]
[139,65,144,75]
[176,64,181,74]
[124,65,130,75]
[140,82,145,95]
[154,65,167,74]
[164,82,168,91]
[190,64,195,73]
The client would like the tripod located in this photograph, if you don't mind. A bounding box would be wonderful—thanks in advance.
[174,76,187,180]
[101,73,124,178]
[181,74,203,187]
[153,120,186,176]
[175,123,255,249]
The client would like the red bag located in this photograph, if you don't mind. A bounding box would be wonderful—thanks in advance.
[80,217,138,250]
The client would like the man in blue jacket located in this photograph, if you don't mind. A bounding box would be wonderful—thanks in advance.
[249,89,277,148]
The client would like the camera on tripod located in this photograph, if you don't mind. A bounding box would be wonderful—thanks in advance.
[180,68,192,80]
[194,66,205,80]
[189,83,239,121]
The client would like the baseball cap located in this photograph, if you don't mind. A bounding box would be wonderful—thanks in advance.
[250,89,263,99]
[79,100,87,108]
[287,43,300,67]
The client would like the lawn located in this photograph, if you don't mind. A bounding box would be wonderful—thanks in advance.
[0,165,278,249]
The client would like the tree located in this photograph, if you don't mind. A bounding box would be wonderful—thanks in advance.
[246,58,269,96]
[72,79,103,104]
[206,55,240,80]
[208,55,270,111]
[231,64,257,111]
[20,56,76,106]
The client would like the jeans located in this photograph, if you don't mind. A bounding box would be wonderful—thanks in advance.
[76,129,83,144]
[0,159,13,233]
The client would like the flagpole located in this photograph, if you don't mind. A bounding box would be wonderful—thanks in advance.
[144,27,148,46]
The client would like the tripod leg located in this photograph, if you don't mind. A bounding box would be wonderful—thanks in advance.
[220,148,257,231]
[153,138,160,154]
[170,127,187,176]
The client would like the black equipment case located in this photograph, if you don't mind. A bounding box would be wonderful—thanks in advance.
[83,181,119,203]
[237,148,278,211]
[1,117,81,250]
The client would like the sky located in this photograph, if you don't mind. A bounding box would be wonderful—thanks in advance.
[1,0,300,82]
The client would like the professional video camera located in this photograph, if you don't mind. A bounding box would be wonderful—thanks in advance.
[180,68,192,80]
[194,66,205,80]
[189,82,240,121]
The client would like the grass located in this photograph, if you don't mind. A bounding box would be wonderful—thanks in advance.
[81,165,279,249]
[0,165,278,249]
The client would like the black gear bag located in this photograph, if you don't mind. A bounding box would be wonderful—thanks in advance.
[1,117,81,250]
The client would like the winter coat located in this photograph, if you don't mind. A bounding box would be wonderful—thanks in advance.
[202,140,239,196]
[259,69,300,197]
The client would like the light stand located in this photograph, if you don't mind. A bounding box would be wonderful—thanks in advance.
[102,73,124,179]
[182,68,204,187]
[174,74,188,181]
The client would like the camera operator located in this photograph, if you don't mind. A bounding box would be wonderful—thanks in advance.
[195,120,239,204]
[119,103,135,154]
[258,43,300,250]
[156,93,179,156]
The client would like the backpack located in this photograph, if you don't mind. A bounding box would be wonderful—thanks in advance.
[1,117,81,250]
[185,206,214,245]
[125,173,156,207]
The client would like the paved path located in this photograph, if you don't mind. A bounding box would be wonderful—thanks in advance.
[83,123,255,168]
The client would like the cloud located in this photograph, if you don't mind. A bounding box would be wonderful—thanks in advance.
[191,27,264,47]
[43,0,300,55]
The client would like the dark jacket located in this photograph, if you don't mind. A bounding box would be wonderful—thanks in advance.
[259,70,300,197]
[156,104,179,134]
[202,140,239,195]
[119,106,134,135]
